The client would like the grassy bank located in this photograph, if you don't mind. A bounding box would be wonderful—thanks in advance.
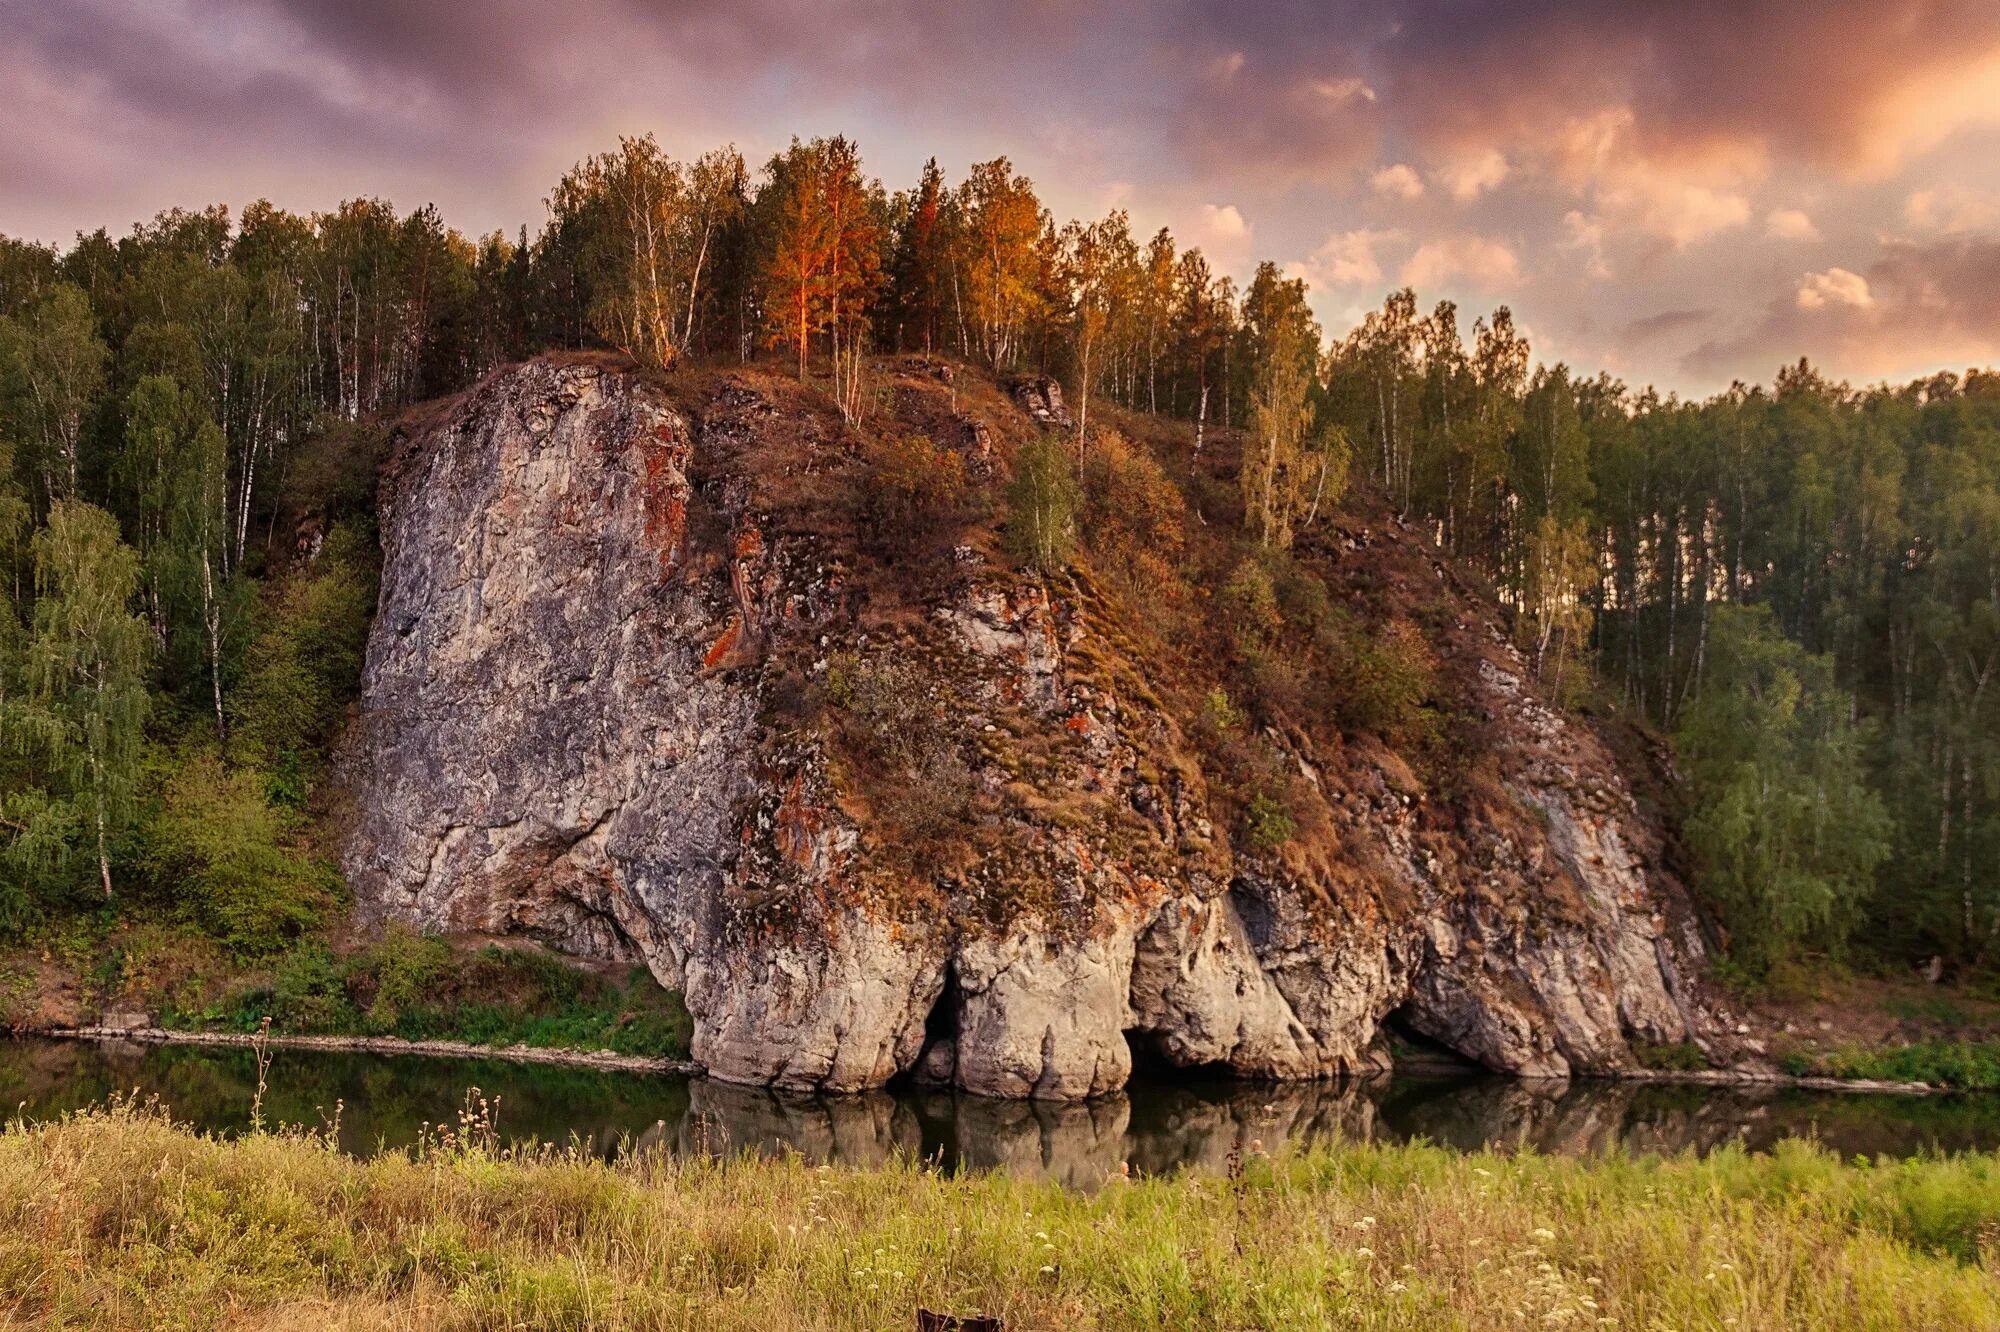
[4,1104,1998,1329]
[1782,1039,2000,1091]
[11,919,696,1061]
[166,933,695,1060]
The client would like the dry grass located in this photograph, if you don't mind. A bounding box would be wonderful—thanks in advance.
[2,1100,1998,1329]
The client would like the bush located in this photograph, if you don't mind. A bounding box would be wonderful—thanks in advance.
[1005,435,1080,573]
[141,745,337,957]
[1322,613,1440,746]
[352,923,451,1028]
[1217,559,1283,652]
[1082,431,1191,605]
[267,942,356,1030]
[212,937,694,1058]
[1272,561,1333,635]
[1243,790,1296,852]
[231,523,377,780]
[1635,1040,1711,1072]
[1199,687,1243,736]
[857,432,971,548]
[1785,1040,2000,1090]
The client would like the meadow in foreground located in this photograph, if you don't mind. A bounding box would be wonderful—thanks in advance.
[1,1099,1996,1330]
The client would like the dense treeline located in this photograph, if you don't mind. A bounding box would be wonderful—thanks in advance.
[1320,298,1999,976]
[1,131,1994,982]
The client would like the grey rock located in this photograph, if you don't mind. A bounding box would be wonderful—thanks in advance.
[343,357,1708,1101]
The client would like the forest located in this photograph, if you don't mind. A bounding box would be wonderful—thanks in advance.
[0,131,1995,986]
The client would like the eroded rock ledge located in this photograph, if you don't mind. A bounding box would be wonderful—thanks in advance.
[342,356,1714,1100]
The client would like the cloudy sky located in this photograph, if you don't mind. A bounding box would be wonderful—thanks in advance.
[5,0,2000,395]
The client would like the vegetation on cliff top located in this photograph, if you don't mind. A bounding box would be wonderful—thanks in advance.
[4,1100,1997,1329]
[0,127,1996,1013]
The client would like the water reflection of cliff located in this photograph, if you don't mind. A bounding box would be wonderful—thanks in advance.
[658,1075,1993,1182]
[2,1039,1993,1177]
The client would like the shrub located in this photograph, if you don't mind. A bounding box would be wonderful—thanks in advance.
[857,432,971,547]
[1322,613,1440,745]
[1787,1040,2000,1090]
[1199,687,1243,735]
[1243,790,1296,852]
[354,923,451,1028]
[231,523,377,781]
[1635,1040,1711,1072]
[823,652,973,870]
[267,942,356,1030]
[1083,433,1184,545]
[1217,559,1283,652]
[141,745,337,957]
[1272,561,1333,635]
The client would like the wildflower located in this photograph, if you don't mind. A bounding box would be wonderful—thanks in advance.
[1039,1265,1056,1275]
[1353,1216,1376,1231]
[1531,1228,1556,1242]
[1356,1247,1374,1258]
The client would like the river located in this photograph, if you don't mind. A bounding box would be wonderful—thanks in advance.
[7,1037,1996,1184]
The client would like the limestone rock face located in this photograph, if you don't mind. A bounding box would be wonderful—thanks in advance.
[343,356,1710,1100]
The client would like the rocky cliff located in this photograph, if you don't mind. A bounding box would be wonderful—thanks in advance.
[341,354,1714,1099]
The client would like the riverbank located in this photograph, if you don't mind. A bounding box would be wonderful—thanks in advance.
[7,1101,1997,1330]
[34,1023,1942,1096]
[36,1023,1943,1095]
[43,1023,703,1076]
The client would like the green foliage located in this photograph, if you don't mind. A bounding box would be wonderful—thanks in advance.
[1,501,153,909]
[1217,559,1283,652]
[1243,790,1296,852]
[356,923,452,1028]
[266,942,355,1031]
[140,745,335,957]
[1783,1040,2000,1091]
[230,524,377,782]
[1005,434,1080,573]
[1198,687,1243,735]
[1321,612,1441,746]
[1634,1040,1711,1072]
[204,937,693,1059]
[1677,606,1892,974]
[0,282,106,510]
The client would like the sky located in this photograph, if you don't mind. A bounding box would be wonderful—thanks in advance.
[4,0,2000,397]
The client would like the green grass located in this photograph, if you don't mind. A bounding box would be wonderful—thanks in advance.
[3,1101,1998,1329]
[161,932,693,1060]
[1882,994,1979,1027]
[1783,1040,2000,1090]
[1632,1039,1711,1072]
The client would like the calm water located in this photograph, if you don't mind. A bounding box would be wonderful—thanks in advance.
[7,1037,1998,1184]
